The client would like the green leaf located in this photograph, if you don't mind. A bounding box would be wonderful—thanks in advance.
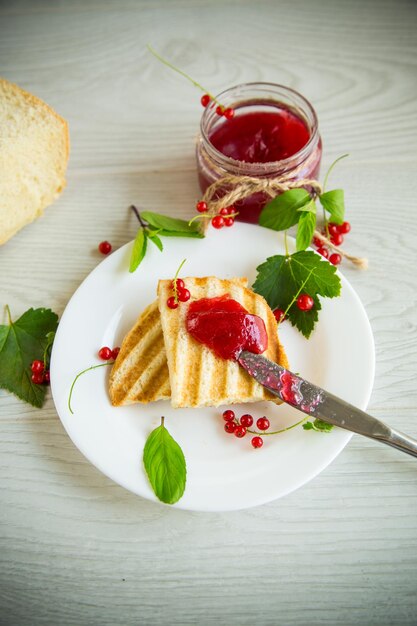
[148,232,163,252]
[259,189,311,231]
[141,211,204,237]
[303,418,334,433]
[143,420,186,505]
[156,229,203,239]
[319,190,345,224]
[252,251,341,338]
[296,204,316,252]
[43,331,56,366]
[0,307,58,407]
[129,228,148,273]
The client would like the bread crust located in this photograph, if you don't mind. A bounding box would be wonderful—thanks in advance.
[0,77,70,245]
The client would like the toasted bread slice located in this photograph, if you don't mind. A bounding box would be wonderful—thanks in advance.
[157,276,289,408]
[109,301,171,406]
[109,278,248,406]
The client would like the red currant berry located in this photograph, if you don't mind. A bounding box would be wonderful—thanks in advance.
[98,241,112,255]
[273,308,286,323]
[251,436,263,449]
[313,236,322,247]
[256,417,270,431]
[222,409,235,422]
[43,370,50,385]
[31,360,44,374]
[167,296,179,310]
[216,105,224,116]
[338,221,351,234]
[224,217,234,227]
[31,372,44,385]
[297,294,314,311]
[240,414,253,427]
[223,108,234,120]
[329,253,342,266]
[111,347,120,360]
[200,94,211,107]
[234,425,247,438]
[219,207,229,216]
[177,288,191,302]
[226,206,236,215]
[330,232,344,246]
[196,201,208,213]
[224,421,237,434]
[317,247,329,258]
[328,223,339,236]
[211,215,225,229]
[170,278,185,291]
[98,346,112,360]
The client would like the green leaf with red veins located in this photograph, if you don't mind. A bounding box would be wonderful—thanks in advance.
[259,189,311,231]
[0,307,58,407]
[319,189,345,224]
[252,251,341,339]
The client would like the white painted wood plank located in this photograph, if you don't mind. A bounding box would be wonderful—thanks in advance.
[0,0,416,171]
[1,1,417,625]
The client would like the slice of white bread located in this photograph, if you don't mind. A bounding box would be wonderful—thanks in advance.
[157,276,289,408]
[0,78,69,245]
[109,301,171,406]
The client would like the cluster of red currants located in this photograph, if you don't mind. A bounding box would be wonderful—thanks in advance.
[98,346,120,361]
[167,278,191,310]
[313,221,351,266]
[196,201,236,229]
[200,94,234,120]
[222,409,270,448]
[30,360,50,385]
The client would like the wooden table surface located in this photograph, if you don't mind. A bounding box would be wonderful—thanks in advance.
[1,1,417,625]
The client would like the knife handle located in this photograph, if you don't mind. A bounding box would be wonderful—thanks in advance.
[376,427,417,459]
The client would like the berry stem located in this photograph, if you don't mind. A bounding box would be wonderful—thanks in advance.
[130,205,148,229]
[246,414,310,436]
[284,230,289,257]
[322,153,349,193]
[68,362,113,415]
[147,44,222,108]
[172,258,187,303]
[5,304,12,325]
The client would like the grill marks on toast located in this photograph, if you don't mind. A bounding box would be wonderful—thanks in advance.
[109,276,289,409]
[109,301,171,405]
[157,276,289,408]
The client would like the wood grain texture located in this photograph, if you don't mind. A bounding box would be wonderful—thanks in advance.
[1,0,417,625]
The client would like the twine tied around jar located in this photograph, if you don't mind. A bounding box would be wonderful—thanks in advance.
[199,155,368,270]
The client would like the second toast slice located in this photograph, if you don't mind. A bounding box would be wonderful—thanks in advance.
[157,276,289,408]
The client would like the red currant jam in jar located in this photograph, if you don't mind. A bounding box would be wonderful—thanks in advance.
[186,295,268,360]
[196,83,322,224]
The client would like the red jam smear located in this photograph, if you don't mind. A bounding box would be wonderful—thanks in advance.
[186,295,268,361]
[209,109,310,164]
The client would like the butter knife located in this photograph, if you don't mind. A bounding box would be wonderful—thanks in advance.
[238,351,417,458]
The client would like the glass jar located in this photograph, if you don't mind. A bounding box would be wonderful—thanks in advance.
[196,82,322,224]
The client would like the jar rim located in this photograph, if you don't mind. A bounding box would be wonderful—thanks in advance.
[200,82,319,174]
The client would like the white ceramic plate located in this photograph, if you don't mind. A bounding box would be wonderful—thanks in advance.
[51,223,375,511]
